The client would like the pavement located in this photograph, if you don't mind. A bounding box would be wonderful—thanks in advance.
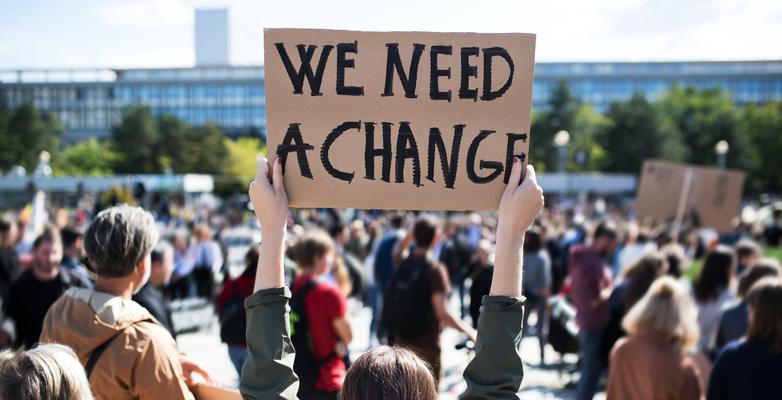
[177,296,605,399]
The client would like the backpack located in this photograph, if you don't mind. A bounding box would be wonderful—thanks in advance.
[218,280,246,344]
[290,280,337,395]
[380,256,435,341]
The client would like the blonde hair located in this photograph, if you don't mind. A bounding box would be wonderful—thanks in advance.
[622,276,700,352]
[0,344,94,400]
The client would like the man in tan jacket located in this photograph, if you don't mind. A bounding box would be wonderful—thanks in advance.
[40,205,210,399]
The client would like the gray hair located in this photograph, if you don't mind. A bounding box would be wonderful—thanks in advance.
[0,343,94,400]
[85,205,159,278]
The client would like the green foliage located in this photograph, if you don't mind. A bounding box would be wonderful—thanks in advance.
[530,80,581,171]
[598,93,686,173]
[0,103,62,171]
[740,102,782,193]
[157,114,190,173]
[182,124,229,174]
[111,106,160,173]
[51,138,119,176]
[223,137,266,181]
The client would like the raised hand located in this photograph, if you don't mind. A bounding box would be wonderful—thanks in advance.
[249,157,289,291]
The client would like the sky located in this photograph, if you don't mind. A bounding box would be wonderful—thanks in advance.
[0,0,780,69]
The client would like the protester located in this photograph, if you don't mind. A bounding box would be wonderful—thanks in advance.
[216,245,259,374]
[615,224,656,276]
[603,253,669,366]
[382,215,477,385]
[0,219,20,349]
[189,224,224,298]
[708,278,782,399]
[287,229,353,399]
[0,343,94,400]
[734,239,760,275]
[763,207,782,247]
[239,156,542,399]
[569,222,617,400]
[370,214,404,340]
[5,227,89,348]
[39,205,212,399]
[693,245,736,355]
[468,239,494,329]
[522,226,552,363]
[60,226,93,287]
[715,259,782,350]
[133,242,177,337]
[607,276,702,399]
[328,222,366,299]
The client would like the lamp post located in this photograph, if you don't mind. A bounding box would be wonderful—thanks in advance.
[715,140,729,169]
[554,130,570,173]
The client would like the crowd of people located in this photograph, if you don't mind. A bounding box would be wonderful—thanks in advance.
[0,156,781,399]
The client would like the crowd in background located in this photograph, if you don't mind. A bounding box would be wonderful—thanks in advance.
[1,193,782,399]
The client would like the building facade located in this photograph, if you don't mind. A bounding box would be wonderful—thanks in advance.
[1,60,781,143]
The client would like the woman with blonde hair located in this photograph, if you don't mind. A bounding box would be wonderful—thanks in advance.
[0,343,94,400]
[607,276,703,399]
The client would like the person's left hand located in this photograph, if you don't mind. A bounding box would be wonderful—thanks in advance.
[249,157,288,238]
[180,354,217,385]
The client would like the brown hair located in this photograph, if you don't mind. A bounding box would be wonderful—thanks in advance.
[32,226,61,250]
[340,346,437,400]
[746,278,782,353]
[621,253,667,311]
[287,230,335,269]
[0,219,16,250]
[737,259,781,298]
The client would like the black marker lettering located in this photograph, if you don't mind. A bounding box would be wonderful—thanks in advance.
[503,133,527,183]
[321,121,360,183]
[480,47,514,101]
[382,43,425,98]
[466,130,503,183]
[459,47,479,101]
[395,122,422,186]
[274,43,334,96]
[336,41,364,96]
[430,45,452,101]
[427,125,464,189]
[364,122,392,182]
[276,123,314,178]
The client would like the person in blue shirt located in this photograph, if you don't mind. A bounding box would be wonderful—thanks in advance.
[708,277,782,400]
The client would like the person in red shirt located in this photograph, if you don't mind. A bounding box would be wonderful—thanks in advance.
[288,230,352,400]
[216,245,259,374]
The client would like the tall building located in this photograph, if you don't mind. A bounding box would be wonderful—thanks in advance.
[195,9,230,66]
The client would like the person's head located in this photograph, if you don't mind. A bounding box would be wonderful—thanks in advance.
[85,206,159,294]
[32,227,63,274]
[694,245,735,303]
[737,259,781,298]
[288,229,335,276]
[413,215,440,250]
[735,239,761,270]
[474,239,493,266]
[523,226,543,253]
[389,215,404,231]
[661,243,687,279]
[340,346,437,400]
[0,343,93,400]
[149,242,174,287]
[592,221,619,257]
[243,245,260,277]
[0,219,17,250]
[192,224,213,242]
[60,226,85,259]
[623,276,700,352]
[328,222,349,246]
[746,278,782,353]
[621,253,669,310]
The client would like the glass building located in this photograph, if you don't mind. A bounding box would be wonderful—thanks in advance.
[1,60,781,143]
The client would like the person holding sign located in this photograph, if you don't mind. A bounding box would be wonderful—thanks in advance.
[239,155,543,399]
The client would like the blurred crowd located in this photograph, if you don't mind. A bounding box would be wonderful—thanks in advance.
[1,195,782,399]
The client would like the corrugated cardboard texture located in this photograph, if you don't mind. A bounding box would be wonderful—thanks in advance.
[264,29,536,210]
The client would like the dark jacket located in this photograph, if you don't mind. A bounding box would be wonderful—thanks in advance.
[708,339,782,400]
[239,287,526,399]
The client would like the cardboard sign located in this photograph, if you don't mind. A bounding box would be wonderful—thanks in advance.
[264,29,536,210]
[636,160,745,231]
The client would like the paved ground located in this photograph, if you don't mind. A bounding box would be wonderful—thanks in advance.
[177,297,605,399]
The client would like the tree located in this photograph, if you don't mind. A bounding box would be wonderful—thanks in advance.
[111,106,160,173]
[51,138,119,176]
[530,80,581,171]
[657,86,750,170]
[598,93,685,173]
[182,124,229,174]
[0,103,62,171]
[157,114,190,173]
[223,137,265,181]
[740,101,782,193]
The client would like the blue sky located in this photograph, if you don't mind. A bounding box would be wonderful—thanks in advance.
[0,0,780,69]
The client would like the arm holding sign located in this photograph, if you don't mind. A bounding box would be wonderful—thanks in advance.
[460,158,544,400]
[240,157,299,400]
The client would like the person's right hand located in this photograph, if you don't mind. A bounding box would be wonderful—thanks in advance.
[498,158,544,236]
[249,157,288,237]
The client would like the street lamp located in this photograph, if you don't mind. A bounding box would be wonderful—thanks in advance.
[553,130,570,173]
[715,140,729,169]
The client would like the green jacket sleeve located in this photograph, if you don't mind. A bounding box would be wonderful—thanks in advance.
[240,287,299,400]
[460,295,525,400]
